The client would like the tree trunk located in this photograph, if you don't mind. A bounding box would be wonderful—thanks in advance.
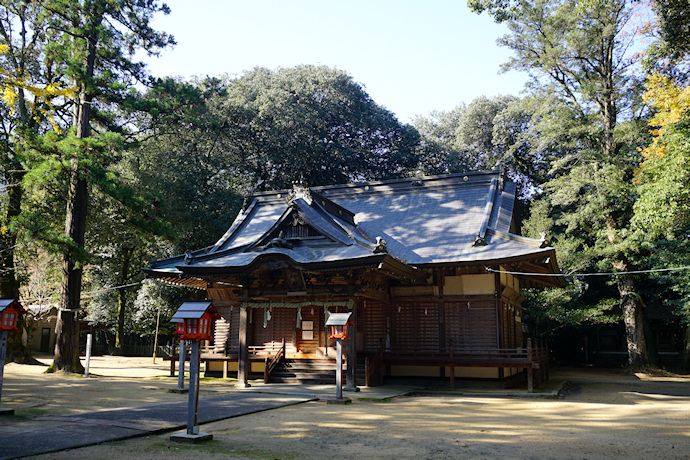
[48,157,87,374]
[616,273,650,370]
[114,246,133,355]
[48,6,102,373]
[605,213,650,371]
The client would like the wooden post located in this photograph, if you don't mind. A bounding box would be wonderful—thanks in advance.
[152,306,160,364]
[0,329,12,415]
[345,301,357,391]
[365,356,370,387]
[527,338,534,393]
[449,339,455,389]
[169,338,212,442]
[336,338,343,399]
[187,340,200,434]
[0,330,6,404]
[84,333,92,377]
[177,340,186,390]
[237,305,250,387]
[264,357,269,384]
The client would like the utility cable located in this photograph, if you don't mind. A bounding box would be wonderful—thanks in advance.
[486,266,690,277]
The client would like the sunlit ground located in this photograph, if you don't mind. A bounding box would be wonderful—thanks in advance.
[6,360,687,460]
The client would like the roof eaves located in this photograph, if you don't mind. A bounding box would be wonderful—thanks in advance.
[177,251,388,276]
[212,199,258,252]
[486,228,546,248]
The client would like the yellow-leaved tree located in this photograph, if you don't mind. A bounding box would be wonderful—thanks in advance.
[633,71,690,368]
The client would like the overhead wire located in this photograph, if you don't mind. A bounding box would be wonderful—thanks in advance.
[19,281,142,305]
[486,266,690,277]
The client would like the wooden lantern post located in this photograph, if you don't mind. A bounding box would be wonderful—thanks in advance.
[169,301,219,443]
[0,299,23,416]
[169,318,188,394]
[325,312,353,402]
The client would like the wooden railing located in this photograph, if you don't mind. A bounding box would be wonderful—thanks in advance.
[382,338,549,365]
[248,342,286,358]
[264,339,286,384]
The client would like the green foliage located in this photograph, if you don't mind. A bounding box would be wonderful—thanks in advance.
[523,280,621,338]
[131,279,201,336]
[470,0,655,354]
[467,0,521,22]
[130,77,245,250]
[226,65,422,190]
[414,94,569,201]
[632,74,690,325]
[653,0,690,62]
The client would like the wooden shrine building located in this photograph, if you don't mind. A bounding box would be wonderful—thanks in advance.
[145,171,563,391]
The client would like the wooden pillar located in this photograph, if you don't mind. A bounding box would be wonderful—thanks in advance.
[345,299,358,391]
[237,304,250,388]
[495,269,503,348]
[437,269,447,382]
[449,339,455,389]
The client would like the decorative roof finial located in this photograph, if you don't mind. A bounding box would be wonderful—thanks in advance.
[539,232,548,248]
[287,183,313,205]
[373,236,387,253]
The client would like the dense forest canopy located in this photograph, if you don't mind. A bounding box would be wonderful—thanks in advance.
[0,0,688,370]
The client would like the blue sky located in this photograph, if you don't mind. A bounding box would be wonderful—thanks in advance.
[143,0,528,123]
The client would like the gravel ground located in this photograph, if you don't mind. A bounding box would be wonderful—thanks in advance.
[3,356,690,459]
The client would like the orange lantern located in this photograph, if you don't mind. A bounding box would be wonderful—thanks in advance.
[326,312,353,340]
[171,301,220,341]
[0,299,23,332]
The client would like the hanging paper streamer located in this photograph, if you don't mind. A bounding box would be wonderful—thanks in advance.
[296,307,302,328]
[263,308,269,328]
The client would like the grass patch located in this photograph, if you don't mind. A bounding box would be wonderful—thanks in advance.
[200,377,237,382]
[149,439,298,459]
[16,408,48,416]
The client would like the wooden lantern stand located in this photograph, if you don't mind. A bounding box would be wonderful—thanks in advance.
[0,299,23,416]
[169,301,219,443]
[325,312,353,404]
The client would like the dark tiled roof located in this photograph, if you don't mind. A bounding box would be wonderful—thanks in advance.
[146,171,560,283]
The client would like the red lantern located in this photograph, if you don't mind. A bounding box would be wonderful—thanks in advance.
[171,301,220,341]
[0,299,23,332]
[326,312,353,340]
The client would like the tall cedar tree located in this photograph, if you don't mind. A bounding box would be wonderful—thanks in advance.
[40,0,173,373]
[0,2,72,362]
[472,0,652,368]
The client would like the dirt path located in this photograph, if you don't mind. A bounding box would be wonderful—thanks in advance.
[3,357,690,459]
